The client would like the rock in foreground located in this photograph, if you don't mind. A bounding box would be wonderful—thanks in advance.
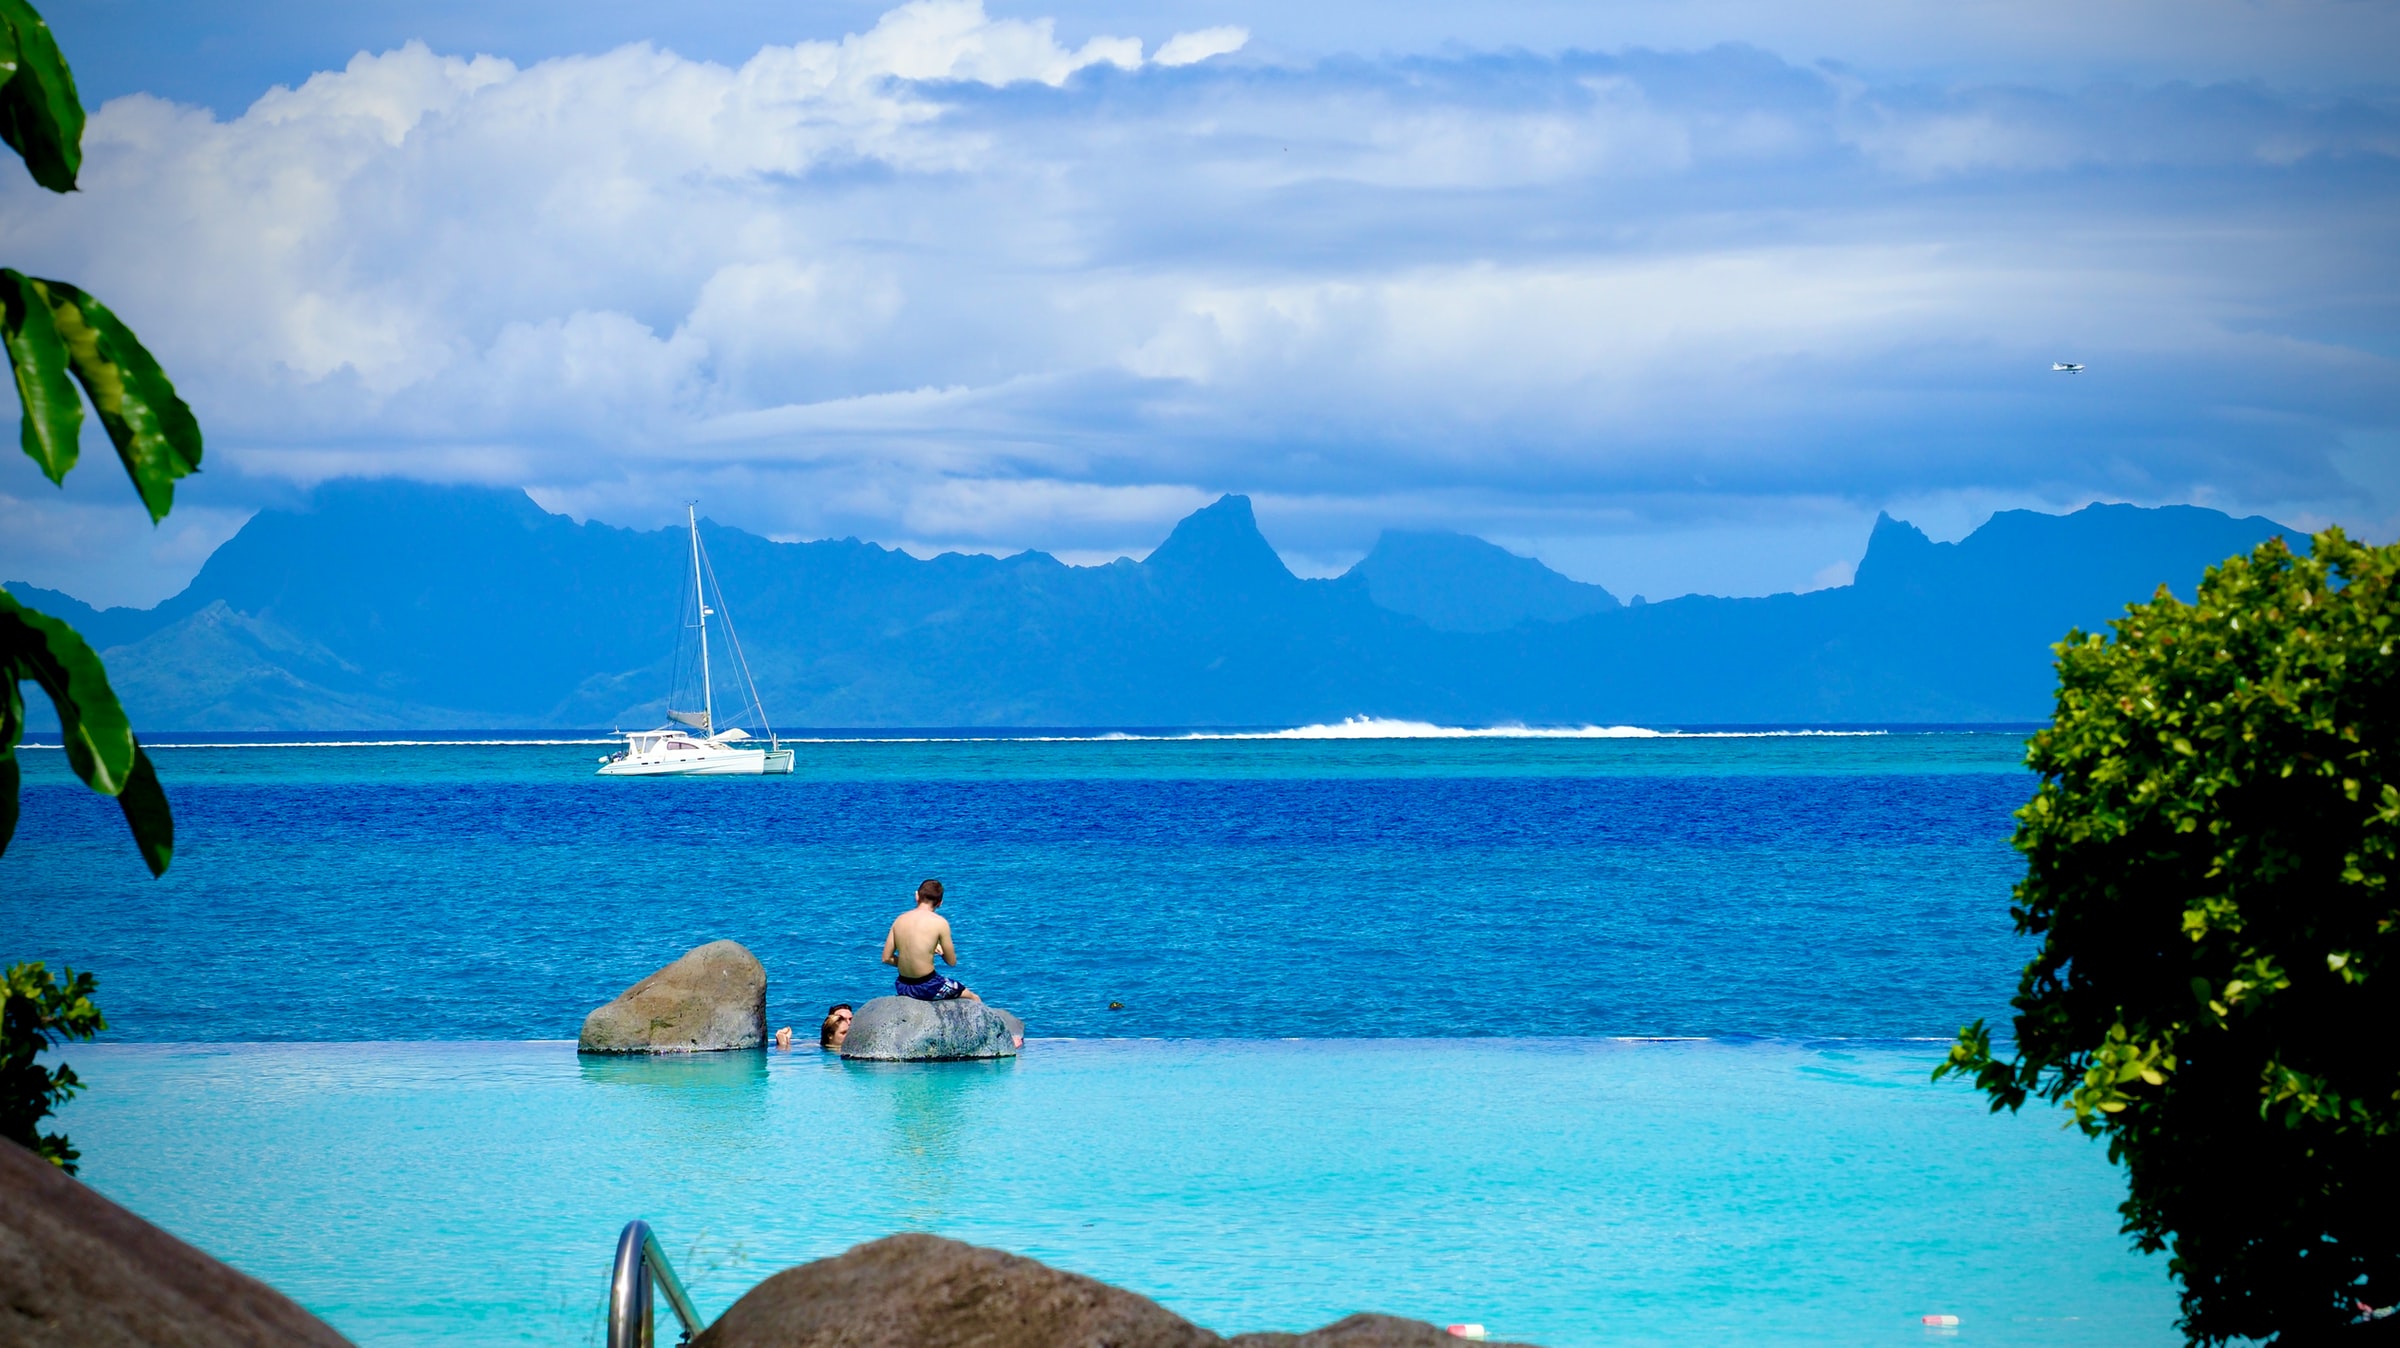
[0,1136,355,1347]
[579,940,766,1053]
[694,1234,1539,1348]
[839,995,1020,1061]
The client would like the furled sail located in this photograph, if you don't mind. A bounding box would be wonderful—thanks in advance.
[668,708,712,732]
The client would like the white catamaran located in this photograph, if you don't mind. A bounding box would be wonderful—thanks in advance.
[598,506,795,777]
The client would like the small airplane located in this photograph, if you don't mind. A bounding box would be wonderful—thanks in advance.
[2052,361,2085,373]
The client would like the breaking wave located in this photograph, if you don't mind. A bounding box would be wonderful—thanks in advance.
[1123,718,1887,741]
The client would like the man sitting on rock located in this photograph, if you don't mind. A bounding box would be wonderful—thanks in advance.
[882,879,982,1002]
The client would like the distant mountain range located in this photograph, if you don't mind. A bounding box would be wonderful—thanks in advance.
[9,480,2307,729]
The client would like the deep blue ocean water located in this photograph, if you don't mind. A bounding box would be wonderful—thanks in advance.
[8,730,2034,1042]
[9,729,2180,1346]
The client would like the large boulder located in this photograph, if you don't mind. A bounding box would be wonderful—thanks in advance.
[693,1234,1540,1348]
[0,1136,355,1347]
[578,940,766,1053]
[694,1233,1210,1348]
[839,996,1019,1061]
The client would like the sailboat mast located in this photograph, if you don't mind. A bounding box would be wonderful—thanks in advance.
[690,504,713,732]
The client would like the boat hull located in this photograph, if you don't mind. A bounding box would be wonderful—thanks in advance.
[598,748,775,777]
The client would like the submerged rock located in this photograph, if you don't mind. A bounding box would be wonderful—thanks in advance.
[839,995,1020,1061]
[0,1136,355,1347]
[1229,1314,1522,1347]
[579,940,766,1053]
[692,1234,1541,1348]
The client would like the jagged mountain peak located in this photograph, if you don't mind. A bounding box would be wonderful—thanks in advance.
[1142,494,1295,589]
[1851,512,1937,589]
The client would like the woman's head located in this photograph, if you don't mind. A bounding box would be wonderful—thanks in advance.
[820,1003,855,1049]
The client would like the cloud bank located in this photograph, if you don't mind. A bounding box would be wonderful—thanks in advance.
[2,0,2395,605]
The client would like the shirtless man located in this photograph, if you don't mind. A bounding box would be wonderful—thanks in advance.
[882,879,982,1002]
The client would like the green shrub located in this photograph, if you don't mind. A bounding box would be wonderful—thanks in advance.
[0,962,105,1171]
[1942,527,2397,1343]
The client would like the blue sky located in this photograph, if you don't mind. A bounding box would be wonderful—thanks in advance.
[4,0,2396,606]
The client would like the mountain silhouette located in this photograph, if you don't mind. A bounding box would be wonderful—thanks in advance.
[1348,530,1619,633]
[7,480,2307,729]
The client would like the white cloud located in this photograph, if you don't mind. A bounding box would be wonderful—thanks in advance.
[1153,27,1250,68]
[895,477,1214,547]
[0,0,2393,603]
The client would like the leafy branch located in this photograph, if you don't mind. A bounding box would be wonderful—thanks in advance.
[0,0,197,876]
[2,0,202,1171]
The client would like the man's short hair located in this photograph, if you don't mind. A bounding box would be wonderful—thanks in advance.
[917,878,944,905]
[820,1003,854,1049]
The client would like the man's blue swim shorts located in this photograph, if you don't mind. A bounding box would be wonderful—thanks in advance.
[895,969,966,1001]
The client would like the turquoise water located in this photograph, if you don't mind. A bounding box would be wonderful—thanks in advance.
[10,731,2181,1343]
[63,1038,2172,1347]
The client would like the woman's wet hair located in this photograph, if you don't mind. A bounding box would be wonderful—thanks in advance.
[917,878,944,905]
[819,1003,854,1048]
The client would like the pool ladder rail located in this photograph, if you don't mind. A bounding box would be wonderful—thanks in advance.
[607,1220,709,1348]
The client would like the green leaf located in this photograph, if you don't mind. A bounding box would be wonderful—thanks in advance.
[0,669,14,851]
[0,593,166,873]
[5,275,200,520]
[113,742,169,876]
[0,587,135,796]
[0,750,16,856]
[0,0,82,193]
[0,654,18,755]
[1,267,82,482]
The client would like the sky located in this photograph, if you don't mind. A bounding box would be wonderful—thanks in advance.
[3,0,2396,607]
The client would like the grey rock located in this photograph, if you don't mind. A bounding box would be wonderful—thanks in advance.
[839,995,1020,1061]
[990,1006,1025,1045]
[0,1136,356,1347]
[578,940,766,1053]
[693,1233,1210,1348]
[691,1234,1544,1348]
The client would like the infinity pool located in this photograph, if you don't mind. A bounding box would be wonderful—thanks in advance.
[61,1038,2175,1347]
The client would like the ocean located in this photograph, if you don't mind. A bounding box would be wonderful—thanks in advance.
[12,726,2034,1042]
[6,726,2179,1345]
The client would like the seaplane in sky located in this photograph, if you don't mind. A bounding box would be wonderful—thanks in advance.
[2052,361,2085,373]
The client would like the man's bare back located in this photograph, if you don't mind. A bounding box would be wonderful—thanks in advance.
[881,879,980,1001]
[883,904,954,980]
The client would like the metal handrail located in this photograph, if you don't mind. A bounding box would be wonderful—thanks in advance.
[607,1220,708,1348]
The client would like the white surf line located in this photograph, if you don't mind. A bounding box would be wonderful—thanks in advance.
[1101,718,1891,741]
[788,720,1893,742]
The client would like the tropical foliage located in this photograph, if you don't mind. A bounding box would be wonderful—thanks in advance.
[0,0,193,870]
[2,0,201,1168]
[1942,528,2398,1343]
[0,962,103,1169]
